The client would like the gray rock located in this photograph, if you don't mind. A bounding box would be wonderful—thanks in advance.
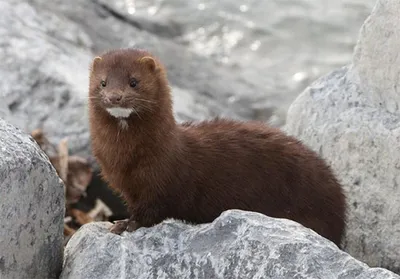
[0,0,93,156]
[0,118,65,278]
[60,210,399,279]
[285,0,400,274]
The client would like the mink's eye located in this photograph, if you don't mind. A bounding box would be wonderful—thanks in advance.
[100,80,106,88]
[129,78,138,88]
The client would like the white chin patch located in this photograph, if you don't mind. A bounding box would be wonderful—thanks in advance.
[106,107,133,118]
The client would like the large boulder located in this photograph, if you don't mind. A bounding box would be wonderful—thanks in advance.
[60,210,399,279]
[0,118,65,278]
[285,0,400,274]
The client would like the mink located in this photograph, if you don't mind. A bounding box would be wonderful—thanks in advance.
[88,48,347,246]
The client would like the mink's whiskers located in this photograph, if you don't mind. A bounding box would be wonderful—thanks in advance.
[132,107,142,120]
[134,98,157,104]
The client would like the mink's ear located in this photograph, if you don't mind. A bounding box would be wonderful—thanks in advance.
[91,56,102,71]
[139,56,157,72]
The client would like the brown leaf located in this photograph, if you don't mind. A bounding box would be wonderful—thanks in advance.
[65,156,93,205]
[64,224,76,236]
[31,129,57,156]
[70,209,94,225]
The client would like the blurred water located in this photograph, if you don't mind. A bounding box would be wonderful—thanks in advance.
[117,0,375,113]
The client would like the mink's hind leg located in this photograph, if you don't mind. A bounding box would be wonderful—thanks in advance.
[109,216,142,234]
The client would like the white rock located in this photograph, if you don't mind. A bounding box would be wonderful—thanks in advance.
[352,0,400,114]
[0,118,65,278]
[285,0,400,274]
[60,210,399,279]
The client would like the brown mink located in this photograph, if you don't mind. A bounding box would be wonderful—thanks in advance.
[88,48,347,246]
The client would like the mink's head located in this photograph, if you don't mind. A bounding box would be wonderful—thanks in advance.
[89,48,169,119]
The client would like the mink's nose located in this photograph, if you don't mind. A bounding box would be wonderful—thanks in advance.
[105,94,122,105]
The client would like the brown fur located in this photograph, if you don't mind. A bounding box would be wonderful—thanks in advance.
[88,48,347,246]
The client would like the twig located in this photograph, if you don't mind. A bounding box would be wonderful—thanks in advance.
[88,199,113,220]
[58,138,69,183]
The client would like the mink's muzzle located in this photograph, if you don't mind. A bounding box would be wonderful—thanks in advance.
[103,92,123,106]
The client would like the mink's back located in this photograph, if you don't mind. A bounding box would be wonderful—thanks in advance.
[175,118,346,245]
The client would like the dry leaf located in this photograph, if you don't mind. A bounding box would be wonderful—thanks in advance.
[64,224,76,236]
[31,129,57,156]
[65,156,93,204]
[70,208,94,225]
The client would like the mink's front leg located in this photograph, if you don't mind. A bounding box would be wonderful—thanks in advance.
[109,201,165,234]
[109,215,142,235]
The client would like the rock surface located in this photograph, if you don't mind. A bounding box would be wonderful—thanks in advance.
[0,0,93,156]
[0,118,65,278]
[285,0,400,274]
[60,210,399,279]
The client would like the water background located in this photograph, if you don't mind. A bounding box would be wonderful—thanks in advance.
[124,0,376,119]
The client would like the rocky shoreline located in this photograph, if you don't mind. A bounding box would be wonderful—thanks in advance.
[1,0,400,278]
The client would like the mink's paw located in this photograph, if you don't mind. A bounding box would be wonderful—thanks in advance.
[109,218,142,234]
[109,219,129,235]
